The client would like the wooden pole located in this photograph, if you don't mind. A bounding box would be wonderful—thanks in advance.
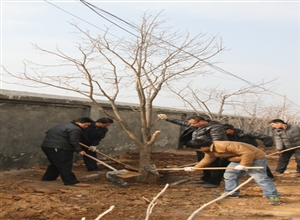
[266,146,300,157]
[155,166,264,171]
[79,142,138,171]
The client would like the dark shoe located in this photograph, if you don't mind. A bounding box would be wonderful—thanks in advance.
[274,172,283,176]
[189,180,207,184]
[268,196,281,205]
[87,167,101,171]
[213,193,239,199]
[202,184,219,188]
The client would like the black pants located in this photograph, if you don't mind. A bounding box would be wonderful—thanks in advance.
[82,147,98,171]
[266,166,274,179]
[42,147,79,185]
[275,149,300,173]
[196,151,229,185]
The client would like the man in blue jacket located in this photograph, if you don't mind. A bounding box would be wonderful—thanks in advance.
[80,117,114,171]
[41,117,94,186]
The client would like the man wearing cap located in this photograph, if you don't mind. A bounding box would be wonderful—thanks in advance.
[223,123,274,179]
[184,140,281,205]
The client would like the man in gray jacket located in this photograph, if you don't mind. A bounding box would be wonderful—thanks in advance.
[41,117,94,186]
[269,119,300,177]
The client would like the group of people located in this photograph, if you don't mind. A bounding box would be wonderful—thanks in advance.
[157,114,300,205]
[40,113,299,205]
[41,117,113,187]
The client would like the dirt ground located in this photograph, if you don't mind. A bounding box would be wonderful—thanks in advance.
[1,148,300,220]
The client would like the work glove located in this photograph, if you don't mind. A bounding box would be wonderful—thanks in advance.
[90,146,97,152]
[277,150,283,154]
[157,114,167,120]
[234,165,245,170]
[184,167,195,172]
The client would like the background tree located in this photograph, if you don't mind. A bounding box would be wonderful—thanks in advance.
[168,80,276,122]
[170,80,299,137]
[3,12,224,182]
[230,94,300,132]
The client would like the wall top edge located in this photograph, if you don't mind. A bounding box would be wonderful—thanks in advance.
[0,89,195,113]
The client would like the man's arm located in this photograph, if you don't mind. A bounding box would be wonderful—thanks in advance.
[166,118,191,127]
[247,131,274,148]
[194,153,217,168]
[273,134,284,151]
[157,114,191,127]
[270,129,284,151]
[68,128,84,152]
[89,129,108,146]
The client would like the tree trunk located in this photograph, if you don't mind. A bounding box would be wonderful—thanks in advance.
[136,143,160,183]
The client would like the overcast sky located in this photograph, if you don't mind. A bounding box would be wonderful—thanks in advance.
[1,1,299,112]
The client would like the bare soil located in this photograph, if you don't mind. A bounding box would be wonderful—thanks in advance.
[1,149,300,220]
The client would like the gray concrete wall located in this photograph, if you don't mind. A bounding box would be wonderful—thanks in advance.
[1,89,268,172]
[0,90,193,171]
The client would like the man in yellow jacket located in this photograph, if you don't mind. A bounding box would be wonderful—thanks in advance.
[184,140,281,205]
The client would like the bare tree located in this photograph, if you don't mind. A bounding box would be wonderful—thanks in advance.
[169,80,276,122]
[230,96,300,133]
[229,98,274,131]
[3,12,224,182]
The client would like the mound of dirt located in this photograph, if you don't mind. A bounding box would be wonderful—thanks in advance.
[1,149,299,220]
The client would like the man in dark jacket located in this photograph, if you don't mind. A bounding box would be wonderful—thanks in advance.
[157,114,228,188]
[223,123,274,179]
[80,117,114,171]
[269,119,300,177]
[41,117,94,186]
